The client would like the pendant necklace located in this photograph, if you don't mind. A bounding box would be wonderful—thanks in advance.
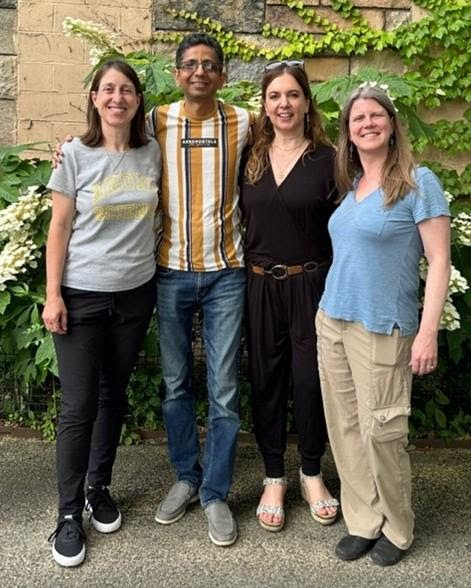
[270,140,307,180]
[105,149,127,174]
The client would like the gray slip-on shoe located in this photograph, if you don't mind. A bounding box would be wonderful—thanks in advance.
[155,481,199,524]
[204,501,237,547]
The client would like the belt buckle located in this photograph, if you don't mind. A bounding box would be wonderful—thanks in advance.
[303,261,318,272]
[269,264,289,280]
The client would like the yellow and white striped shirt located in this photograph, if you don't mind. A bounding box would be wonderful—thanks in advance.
[148,100,252,272]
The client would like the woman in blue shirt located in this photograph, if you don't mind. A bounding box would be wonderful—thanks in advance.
[316,85,450,566]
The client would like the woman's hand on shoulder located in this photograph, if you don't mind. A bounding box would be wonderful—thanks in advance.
[42,296,68,335]
[409,329,438,376]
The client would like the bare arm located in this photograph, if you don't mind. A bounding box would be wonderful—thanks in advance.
[410,215,451,375]
[42,192,75,335]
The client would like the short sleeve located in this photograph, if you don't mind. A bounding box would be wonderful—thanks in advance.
[411,167,450,224]
[46,140,78,200]
[146,107,157,138]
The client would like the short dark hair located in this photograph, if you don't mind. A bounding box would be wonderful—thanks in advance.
[81,59,148,149]
[175,33,224,69]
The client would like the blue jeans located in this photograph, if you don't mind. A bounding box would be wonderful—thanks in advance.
[156,266,245,505]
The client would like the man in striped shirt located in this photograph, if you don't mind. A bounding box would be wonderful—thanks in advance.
[149,34,252,547]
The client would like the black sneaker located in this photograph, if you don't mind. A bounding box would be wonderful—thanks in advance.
[48,514,86,567]
[85,485,122,533]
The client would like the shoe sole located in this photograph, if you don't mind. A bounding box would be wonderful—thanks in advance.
[370,552,403,566]
[335,548,368,561]
[311,511,338,526]
[335,540,377,561]
[52,543,85,567]
[91,512,122,533]
[258,517,285,533]
[154,494,199,525]
[208,529,238,547]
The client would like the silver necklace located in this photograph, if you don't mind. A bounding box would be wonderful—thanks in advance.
[272,139,307,152]
[270,141,307,179]
[105,149,127,174]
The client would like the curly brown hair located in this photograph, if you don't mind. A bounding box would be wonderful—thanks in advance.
[244,64,332,185]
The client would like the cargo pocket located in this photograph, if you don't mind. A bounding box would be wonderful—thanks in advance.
[370,405,410,442]
[370,329,414,408]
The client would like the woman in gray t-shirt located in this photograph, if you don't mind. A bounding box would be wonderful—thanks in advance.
[43,59,161,568]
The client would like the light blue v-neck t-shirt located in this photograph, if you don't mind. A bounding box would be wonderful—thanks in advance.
[319,167,450,335]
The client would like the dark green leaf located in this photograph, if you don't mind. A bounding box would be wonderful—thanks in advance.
[0,290,11,314]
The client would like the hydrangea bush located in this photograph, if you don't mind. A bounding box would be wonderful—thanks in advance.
[0,187,51,291]
[1,16,470,440]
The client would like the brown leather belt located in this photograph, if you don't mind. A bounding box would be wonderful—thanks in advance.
[251,260,329,281]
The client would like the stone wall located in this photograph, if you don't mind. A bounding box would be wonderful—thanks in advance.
[0,0,17,145]
[12,0,464,162]
[17,0,153,148]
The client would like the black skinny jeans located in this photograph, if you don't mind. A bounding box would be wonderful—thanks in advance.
[53,277,156,517]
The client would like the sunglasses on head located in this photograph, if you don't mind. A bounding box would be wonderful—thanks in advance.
[264,60,305,72]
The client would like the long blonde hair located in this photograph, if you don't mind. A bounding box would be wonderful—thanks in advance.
[245,65,331,185]
[335,85,416,206]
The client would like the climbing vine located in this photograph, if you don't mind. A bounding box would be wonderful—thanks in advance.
[2,2,470,441]
[157,0,470,108]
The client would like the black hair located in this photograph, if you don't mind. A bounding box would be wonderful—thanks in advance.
[175,33,224,69]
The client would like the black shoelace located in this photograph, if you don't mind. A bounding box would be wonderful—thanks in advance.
[48,517,85,543]
[85,485,117,515]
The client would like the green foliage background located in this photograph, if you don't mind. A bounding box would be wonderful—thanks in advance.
[1,0,470,442]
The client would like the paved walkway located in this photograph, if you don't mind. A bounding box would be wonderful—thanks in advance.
[0,436,470,587]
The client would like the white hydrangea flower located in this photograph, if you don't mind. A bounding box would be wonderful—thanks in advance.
[62,17,118,52]
[440,299,461,331]
[448,265,469,295]
[444,191,455,204]
[419,257,428,282]
[89,46,108,67]
[452,212,471,247]
[419,259,467,331]
[420,258,469,296]
[0,188,51,290]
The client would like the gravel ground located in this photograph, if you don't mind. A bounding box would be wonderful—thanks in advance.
[0,437,470,588]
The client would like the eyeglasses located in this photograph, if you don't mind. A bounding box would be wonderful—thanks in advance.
[177,60,222,73]
[264,60,305,72]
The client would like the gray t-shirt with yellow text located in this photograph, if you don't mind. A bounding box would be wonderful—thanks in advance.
[47,137,161,292]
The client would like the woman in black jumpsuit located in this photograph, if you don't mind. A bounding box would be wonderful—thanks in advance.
[240,61,339,532]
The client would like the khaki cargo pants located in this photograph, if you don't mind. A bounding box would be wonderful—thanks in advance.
[316,309,415,550]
